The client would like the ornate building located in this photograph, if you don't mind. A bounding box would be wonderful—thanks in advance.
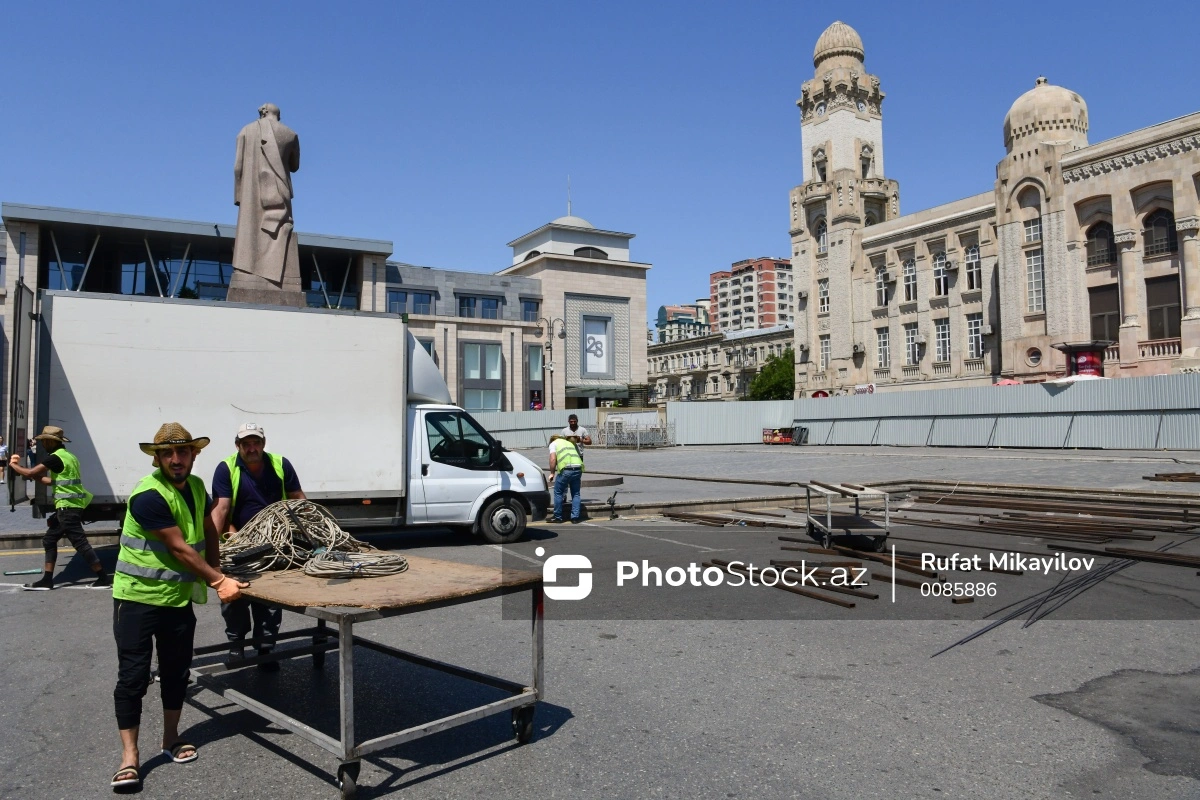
[791,21,1200,395]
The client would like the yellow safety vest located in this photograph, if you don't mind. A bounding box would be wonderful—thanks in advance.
[51,448,93,509]
[113,471,208,608]
[224,452,286,506]
[552,438,584,473]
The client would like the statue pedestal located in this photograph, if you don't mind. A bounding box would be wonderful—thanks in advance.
[226,287,307,308]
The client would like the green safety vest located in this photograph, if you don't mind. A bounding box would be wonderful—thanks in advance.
[552,438,585,473]
[224,453,286,507]
[51,448,93,509]
[113,470,208,608]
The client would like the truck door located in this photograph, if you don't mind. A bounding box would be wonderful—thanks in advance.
[419,409,499,524]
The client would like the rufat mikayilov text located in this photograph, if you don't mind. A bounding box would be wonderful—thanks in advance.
[922,552,1096,576]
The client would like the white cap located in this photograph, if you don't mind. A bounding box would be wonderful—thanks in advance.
[236,422,265,440]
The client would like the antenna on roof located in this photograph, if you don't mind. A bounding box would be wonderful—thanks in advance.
[567,175,572,217]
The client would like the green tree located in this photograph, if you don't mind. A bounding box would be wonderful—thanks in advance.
[746,347,795,400]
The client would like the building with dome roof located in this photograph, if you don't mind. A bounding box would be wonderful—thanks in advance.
[791,21,1200,396]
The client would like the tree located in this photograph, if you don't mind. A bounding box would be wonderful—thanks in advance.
[746,347,795,400]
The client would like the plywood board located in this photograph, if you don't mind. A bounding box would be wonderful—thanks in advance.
[241,554,540,611]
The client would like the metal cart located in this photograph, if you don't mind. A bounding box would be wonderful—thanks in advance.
[804,481,891,552]
[190,554,543,799]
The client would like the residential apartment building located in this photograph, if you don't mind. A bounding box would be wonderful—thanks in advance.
[656,302,712,343]
[1,205,649,426]
[709,257,795,332]
[647,324,793,403]
[790,21,1200,396]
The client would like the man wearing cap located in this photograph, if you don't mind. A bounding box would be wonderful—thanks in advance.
[211,422,305,669]
[110,423,246,791]
[8,425,110,590]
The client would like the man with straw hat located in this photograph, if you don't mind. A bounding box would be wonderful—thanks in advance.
[8,425,110,590]
[109,423,247,791]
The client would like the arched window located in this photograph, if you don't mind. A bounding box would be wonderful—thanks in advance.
[932,252,949,296]
[964,245,982,291]
[523,250,542,261]
[1085,222,1114,266]
[573,246,608,259]
[902,258,917,302]
[1143,210,1178,257]
[864,211,878,227]
[815,220,828,254]
[1018,187,1042,243]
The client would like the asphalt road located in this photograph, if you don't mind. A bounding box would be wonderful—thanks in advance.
[2,446,1199,799]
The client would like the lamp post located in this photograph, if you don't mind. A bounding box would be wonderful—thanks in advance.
[537,316,566,410]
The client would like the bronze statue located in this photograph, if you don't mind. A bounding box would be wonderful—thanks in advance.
[228,103,305,306]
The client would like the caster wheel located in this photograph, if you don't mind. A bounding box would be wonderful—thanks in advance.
[821,534,832,550]
[512,705,535,744]
[872,537,888,553]
[337,761,360,800]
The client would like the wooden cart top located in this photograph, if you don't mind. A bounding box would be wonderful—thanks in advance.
[240,553,542,621]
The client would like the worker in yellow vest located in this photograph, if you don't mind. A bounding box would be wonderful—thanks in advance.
[8,425,109,590]
[110,423,246,791]
[547,434,585,523]
[211,422,305,670]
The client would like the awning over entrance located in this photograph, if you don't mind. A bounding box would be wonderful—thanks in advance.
[566,385,629,399]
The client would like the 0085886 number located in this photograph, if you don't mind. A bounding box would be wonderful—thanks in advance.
[921,582,997,597]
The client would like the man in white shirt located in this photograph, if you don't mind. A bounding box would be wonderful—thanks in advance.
[559,415,592,445]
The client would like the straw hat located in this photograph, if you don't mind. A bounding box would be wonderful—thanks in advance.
[139,422,210,456]
[34,425,70,443]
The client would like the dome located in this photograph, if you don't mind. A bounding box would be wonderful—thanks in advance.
[1003,76,1088,152]
[551,215,594,229]
[813,21,864,67]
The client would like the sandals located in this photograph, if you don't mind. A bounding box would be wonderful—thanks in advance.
[110,765,141,789]
[162,741,198,763]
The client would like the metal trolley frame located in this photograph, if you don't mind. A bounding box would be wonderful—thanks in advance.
[190,565,543,800]
[804,481,891,552]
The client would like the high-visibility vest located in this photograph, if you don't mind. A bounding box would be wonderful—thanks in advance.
[552,438,584,473]
[51,448,93,509]
[113,471,208,608]
[224,453,286,507]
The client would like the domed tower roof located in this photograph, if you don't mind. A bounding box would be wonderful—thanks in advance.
[813,21,864,67]
[551,214,594,229]
[1003,76,1088,153]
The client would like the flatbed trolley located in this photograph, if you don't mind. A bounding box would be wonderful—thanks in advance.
[804,481,891,552]
[190,554,543,799]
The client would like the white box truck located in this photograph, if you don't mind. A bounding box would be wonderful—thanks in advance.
[12,291,549,543]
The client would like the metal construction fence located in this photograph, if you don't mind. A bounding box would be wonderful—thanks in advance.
[666,373,1200,449]
[472,374,1200,450]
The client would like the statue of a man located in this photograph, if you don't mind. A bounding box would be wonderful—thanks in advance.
[228,103,304,305]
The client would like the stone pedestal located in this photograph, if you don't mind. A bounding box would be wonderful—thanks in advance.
[226,287,307,308]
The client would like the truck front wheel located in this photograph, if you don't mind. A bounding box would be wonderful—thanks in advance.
[480,496,527,544]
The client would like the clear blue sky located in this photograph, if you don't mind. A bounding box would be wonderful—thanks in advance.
[5,1,1196,325]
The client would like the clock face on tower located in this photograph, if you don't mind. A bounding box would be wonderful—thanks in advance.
[857,100,866,112]
[815,103,825,116]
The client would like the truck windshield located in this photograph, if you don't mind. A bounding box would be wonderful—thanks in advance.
[425,411,494,469]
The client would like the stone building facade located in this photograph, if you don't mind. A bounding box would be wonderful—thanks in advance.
[791,21,1200,395]
[647,324,794,404]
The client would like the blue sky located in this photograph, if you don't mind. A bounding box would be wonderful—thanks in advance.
[5,1,1196,325]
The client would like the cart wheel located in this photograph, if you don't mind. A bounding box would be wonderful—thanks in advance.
[821,533,832,550]
[512,705,535,744]
[872,537,888,553]
[337,761,360,800]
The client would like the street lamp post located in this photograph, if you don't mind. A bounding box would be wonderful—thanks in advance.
[537,316,566,410]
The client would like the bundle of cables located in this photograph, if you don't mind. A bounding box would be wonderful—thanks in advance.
[220,499,408,579]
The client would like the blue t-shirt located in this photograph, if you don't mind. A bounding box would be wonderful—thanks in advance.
[212,454,301,530]
[130,482,214,532]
